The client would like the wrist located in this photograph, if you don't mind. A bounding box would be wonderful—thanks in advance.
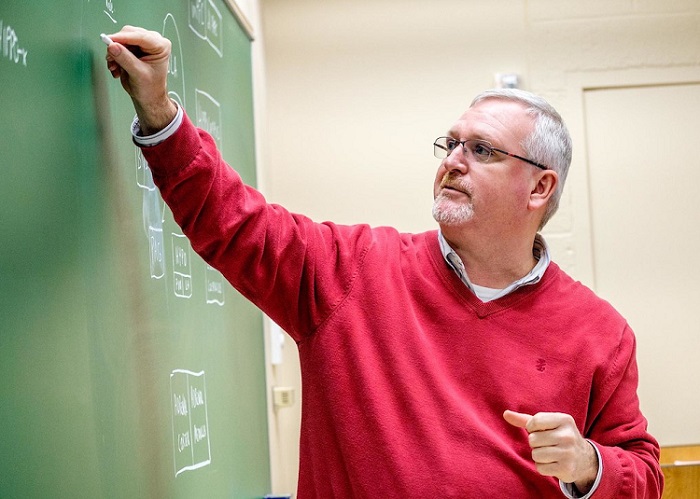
[573,440,600,494]
[133,96,178,135]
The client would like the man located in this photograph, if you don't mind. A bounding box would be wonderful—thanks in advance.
[105,26,663,498]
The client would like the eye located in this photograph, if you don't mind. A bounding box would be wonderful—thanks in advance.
[471,142,492,161]
[444,138,459,152]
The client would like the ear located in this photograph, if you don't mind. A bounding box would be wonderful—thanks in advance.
[528,170,558,212]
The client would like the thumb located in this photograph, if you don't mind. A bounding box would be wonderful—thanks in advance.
[107,42,141,75]
[503,409,533,429]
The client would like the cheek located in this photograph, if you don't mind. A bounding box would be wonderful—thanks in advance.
[492,176,532,211]
[513,176,536,204]
[433,167,446,198]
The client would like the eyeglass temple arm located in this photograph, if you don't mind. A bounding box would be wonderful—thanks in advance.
[491,147,548,170]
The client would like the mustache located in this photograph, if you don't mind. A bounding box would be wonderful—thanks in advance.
[438,172,473,196]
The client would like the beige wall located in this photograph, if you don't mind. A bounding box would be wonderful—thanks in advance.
[255,0,700,493]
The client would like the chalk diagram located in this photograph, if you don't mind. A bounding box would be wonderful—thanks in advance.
[128,13,230,304]
[195,89,222,150]
[205,265,225,306]
[170,369,212,476]
[135,147,154,191]
[172,233,193,299]
[188,0,223,57]
[136,148,166,280]
[133,13,187,288]
[163,13,186,111]
[104,0,117,24]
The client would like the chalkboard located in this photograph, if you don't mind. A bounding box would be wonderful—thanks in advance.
[0,2,270,498]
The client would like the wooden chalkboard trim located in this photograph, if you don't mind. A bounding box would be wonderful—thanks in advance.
[660,444,700,465]
[224,0,255,41]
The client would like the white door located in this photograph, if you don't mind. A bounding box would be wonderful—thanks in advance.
[584,83,700,446]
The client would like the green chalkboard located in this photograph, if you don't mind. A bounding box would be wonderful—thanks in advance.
[0,2,269,498]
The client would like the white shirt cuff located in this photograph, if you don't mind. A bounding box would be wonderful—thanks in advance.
[559,440,603,498]
[131,102,184,147]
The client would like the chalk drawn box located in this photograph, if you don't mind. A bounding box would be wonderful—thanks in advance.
[170,369,211,476]
[171,233,193,299]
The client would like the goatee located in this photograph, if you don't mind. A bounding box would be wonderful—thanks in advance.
[432,194,474,225]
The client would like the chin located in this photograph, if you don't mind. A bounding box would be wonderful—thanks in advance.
[432,198,474,225]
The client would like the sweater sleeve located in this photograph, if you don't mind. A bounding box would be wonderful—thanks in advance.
[140,112,372,342]
[584,325,664,498]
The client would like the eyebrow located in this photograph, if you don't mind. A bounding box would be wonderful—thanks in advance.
[446,131,496,144]
[446,124,499,143]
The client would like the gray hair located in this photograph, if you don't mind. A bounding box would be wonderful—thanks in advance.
[470,89,572,229]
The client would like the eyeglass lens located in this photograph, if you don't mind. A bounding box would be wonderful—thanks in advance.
[433,137,493,162]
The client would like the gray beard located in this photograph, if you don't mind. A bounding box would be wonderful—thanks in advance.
[432,194,474,225]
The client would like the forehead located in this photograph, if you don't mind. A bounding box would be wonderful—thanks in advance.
[448,99,533,145]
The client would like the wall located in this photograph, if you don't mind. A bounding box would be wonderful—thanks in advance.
[257,0,700,494]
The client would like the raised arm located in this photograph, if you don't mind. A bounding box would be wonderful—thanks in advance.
[101,27,374,341]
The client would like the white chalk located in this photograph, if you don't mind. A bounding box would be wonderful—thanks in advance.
[100,33,114,46]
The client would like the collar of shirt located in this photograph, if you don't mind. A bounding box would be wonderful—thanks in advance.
[437,231,551,302]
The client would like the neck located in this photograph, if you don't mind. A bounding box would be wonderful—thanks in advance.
[441,226,538,289]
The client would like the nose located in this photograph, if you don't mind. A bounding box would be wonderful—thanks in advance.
[442,144,469,173]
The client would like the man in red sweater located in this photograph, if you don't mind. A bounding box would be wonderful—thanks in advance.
[105,27,663,498]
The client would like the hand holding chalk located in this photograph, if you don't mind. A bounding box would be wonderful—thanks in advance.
[102,26,177,134]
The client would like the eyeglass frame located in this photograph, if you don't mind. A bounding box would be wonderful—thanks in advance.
[433,136,548,170]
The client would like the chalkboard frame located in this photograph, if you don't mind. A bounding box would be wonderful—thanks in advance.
[224,0,255,40]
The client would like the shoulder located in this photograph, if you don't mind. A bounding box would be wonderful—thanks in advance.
[358,228,440,264]
[345,226,437,252]
[543,263,632,344]
[547,264,624,316]
[330,227,441,284]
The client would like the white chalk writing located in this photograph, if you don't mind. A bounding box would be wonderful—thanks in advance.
[178,431,191,453]
[148,226,165,279]
[163,13,186,110]
[195,89,222,147]
[174,393,188,416]
[188,0,223,57]
[190,386,204,408]
[104,0,117,23]
[190,0,205,27]
[205,265,225,306]
[193,424,207,443]
[172,233,192,299]
[1,21,28,67]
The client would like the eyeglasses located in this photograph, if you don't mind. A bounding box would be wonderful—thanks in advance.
[433,136,548,170]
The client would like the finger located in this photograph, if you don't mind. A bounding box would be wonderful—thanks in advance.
[103,27,167,83]
[107,27,170,59]
[105,54,119,71]
[533,461,560,478]
[532,450,581,483]
[503,410,533,429]
[531,444,561,464]
[105,41,138,74]
[527,412,573,433]
[527,427,563,449]
[105,54,120,78]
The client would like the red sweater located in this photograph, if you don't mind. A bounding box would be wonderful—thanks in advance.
[142,114,663,498]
